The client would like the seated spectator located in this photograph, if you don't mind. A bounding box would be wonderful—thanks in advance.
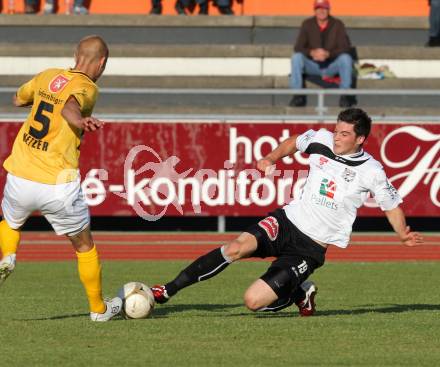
[25,0,88,14]
[24,0,38,13]
[150,0,164,14]
[150,0,205,15]
[72,0,89,15]
[150,0,233,15]
[175,0,209,15]
[214,0,234,15]
[289,0,356,108]
[427,0,440,46]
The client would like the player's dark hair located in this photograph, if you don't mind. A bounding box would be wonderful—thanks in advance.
[337,108,372,139]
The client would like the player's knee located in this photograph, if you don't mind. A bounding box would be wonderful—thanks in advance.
[223,233,257,261]
[243,290,261,312]
[223,240,245,261]
[68,227,94,253]
[223,241,239,260]
[71,240,94,253]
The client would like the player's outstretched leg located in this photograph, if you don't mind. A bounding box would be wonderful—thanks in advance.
[0,220,20,286]
[152,246,232,304]
[151,232,258,303]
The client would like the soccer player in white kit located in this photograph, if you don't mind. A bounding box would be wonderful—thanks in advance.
[151,108,424,316]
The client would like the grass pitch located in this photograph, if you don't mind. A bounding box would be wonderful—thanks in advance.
[1,260,439,366]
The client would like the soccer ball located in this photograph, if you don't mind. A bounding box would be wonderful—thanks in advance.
[117,282,155,319]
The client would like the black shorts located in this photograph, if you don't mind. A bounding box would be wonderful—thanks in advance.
[245,209,326,298]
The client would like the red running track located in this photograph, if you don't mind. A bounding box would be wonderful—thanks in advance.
[12,232,440,262]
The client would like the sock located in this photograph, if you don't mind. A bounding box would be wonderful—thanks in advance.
[0,220,20,257]
[292,286,306,305]
[76,245,105,314]
[258,296,295,312]
[259,286,305,312]
[165,247,231,296]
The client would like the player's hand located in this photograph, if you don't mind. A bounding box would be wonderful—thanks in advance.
[81,117,104,132]
[400,226,424,247]
[257,158,275,175]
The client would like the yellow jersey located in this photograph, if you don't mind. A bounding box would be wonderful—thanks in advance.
[3,68,98,184]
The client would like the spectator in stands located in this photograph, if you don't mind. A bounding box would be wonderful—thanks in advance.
[214,0,234,15]
[289,0,355,108]
[427,0,440,46]
[150,0,199,15]
[175,0,209,15]
[150,0,234,15]
[24,0,38,13]
[150,0,200,15]
[25,0,89,14]
[150,0,164,14]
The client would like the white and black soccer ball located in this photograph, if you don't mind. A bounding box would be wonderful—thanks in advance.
[117,282,155,319]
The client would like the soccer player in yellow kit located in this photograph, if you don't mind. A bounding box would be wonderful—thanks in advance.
[0,35,122,322]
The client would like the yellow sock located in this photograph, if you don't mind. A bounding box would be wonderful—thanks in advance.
[0,220,20,257]
[76,245,105,314]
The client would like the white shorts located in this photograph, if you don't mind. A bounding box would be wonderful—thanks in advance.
[1,173,90,236]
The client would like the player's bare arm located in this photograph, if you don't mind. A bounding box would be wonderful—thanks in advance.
[384,206,424,247]
[62,96,104,132]
[257,134,299,173]
[12,94,32,107]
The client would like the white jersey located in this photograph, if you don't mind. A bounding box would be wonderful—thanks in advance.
[284,128,402,248]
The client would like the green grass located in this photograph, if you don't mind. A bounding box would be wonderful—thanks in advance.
[1,261,439,366]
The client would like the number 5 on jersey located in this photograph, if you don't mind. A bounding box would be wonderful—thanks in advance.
[29,101,54,140]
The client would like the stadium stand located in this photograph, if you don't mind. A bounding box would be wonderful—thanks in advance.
[0,0,430,16]
[1,14,439,118]
[0,6,439,233]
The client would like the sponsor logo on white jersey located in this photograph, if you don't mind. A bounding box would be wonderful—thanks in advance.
[319,178,336,199]
[311,194,338,210]
[319,157,329,166]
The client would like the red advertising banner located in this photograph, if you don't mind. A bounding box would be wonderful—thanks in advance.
[1,120,439,217]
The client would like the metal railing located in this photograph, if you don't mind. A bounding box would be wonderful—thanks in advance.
[1,87,440,121]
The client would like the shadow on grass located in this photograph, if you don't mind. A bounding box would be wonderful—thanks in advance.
[20,303,439,321]
[16,304,244,321]
[153,303,244,317]
[254,303,440,318]
[18,313,90,321]
[317,303,440,316]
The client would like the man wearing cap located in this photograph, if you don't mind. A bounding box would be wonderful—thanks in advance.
[289,0,355,108]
